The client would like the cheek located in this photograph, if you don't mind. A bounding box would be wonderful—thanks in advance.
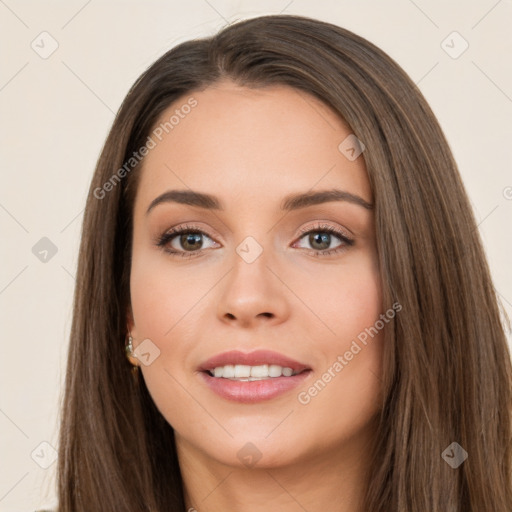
[341,271,382,345]
[129,247,217,340]
[129,253,204,429]
[128,249,224,421]
[292,251,384,435]
[290,249,383,345]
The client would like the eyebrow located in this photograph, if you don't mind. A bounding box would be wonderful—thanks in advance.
[145,188,373,215]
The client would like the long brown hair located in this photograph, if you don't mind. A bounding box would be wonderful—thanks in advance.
[57,14,512,511]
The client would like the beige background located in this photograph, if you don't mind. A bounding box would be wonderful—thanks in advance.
[1,1,511,510]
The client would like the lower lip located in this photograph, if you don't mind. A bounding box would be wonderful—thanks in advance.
[199,371,312,403]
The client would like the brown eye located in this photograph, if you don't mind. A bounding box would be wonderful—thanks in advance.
[294,224,354,257]
[307,232,335,251]
[178,232,204,251]
[156,224,219,258]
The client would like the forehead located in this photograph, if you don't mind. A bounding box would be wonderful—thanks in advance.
[133,81,372,214]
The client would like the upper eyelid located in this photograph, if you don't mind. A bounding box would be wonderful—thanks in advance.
[296,223,352,238]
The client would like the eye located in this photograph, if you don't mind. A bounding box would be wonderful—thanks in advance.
[155,223,219,258]
[293,223,354,257]
[155,222,354,259]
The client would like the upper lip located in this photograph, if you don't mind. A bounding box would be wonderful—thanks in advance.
[199,350,311,372]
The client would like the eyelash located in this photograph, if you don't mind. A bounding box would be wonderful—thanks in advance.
[155,222,354,259]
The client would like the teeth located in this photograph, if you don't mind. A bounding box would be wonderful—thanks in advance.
[234,364,251,378]
[209,364,298,379]
[268,364,282,377]
[251,364,268,377]
[222,365,235,378]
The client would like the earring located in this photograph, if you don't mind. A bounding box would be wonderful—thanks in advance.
[125,334,140,372]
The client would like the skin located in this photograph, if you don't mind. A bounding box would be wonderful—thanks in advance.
[127,80,385,512]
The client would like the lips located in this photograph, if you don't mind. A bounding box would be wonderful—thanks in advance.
[197,349,312,403]
[198,349,311,373]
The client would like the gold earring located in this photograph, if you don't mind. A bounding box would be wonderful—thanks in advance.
[125,334,140,373]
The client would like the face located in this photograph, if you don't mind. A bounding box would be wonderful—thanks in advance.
[128,80,384,469]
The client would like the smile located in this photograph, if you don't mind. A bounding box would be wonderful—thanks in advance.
[207,364,301,380]
[198,350,312,403]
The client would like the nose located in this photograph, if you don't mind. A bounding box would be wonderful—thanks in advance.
[216,244,290,329]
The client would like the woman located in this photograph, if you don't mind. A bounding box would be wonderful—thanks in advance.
[53,13,512,512]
